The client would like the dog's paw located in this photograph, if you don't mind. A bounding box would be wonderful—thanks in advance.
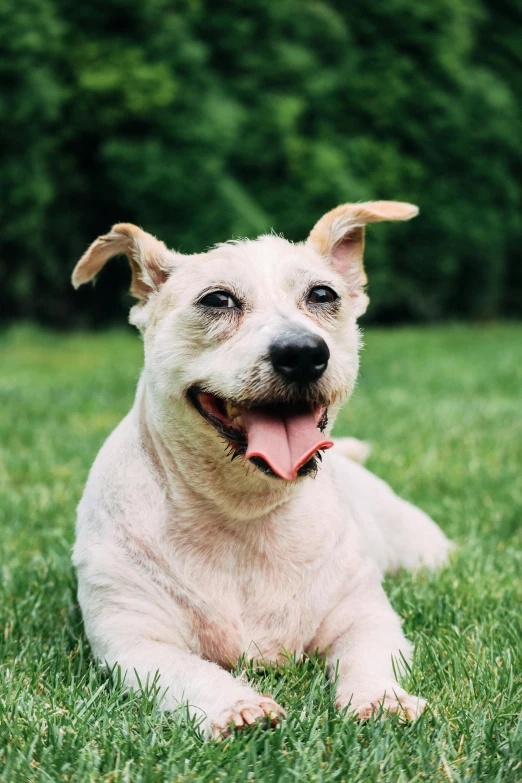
[339,686,427,722]
[210,696,286,740]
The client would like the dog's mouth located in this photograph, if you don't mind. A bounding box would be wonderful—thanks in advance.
[188,388,333,481]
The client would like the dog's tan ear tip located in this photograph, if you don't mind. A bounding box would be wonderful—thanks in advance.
[398,202,419,220]
[71,264,88,289]
[71,240,105,289]
[70,225,137,291]
[374,201,419,221]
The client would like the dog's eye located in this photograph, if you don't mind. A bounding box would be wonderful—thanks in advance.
[308,286,338,305]
[199,291,240,310]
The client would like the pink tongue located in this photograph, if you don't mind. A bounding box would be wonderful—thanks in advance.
[240,407,333,481]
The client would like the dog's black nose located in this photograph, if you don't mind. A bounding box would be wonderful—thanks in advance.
[270,331,330,384]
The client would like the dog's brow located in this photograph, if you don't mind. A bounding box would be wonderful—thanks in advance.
[287,269,328,289]
[288,269,315,281]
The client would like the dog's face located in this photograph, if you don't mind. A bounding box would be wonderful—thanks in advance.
[145,235,359,482]
[73,202,417,484]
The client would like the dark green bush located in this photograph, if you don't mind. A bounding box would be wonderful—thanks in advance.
[1,0,521,325]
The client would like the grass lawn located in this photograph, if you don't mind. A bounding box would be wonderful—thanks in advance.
[1,323,521,782]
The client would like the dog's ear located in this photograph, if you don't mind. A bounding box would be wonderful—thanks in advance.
[306,201,419,317]
[72,223,175,301]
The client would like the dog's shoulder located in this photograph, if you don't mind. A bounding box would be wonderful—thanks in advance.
[75,406,166,538]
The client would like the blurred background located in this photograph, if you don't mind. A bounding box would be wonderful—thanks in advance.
[0,0,521,327]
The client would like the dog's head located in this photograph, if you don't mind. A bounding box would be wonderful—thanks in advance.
[73,202,417,485]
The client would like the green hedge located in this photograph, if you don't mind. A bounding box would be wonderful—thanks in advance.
[1,0,521,325]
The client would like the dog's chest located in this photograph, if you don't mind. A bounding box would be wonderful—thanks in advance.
[180,542,346,667]
[193,570,316,666]
[166,486,351,667]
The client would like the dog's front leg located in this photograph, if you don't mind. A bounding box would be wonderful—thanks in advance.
[101,639,285,739]
[318,569,426,721]
[100,639,285,739]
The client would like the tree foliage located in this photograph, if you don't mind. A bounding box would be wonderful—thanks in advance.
[1,0,521,325]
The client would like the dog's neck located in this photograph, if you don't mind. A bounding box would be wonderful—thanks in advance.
[137,378,298,525]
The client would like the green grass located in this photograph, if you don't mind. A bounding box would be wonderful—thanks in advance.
[1,323,521,782]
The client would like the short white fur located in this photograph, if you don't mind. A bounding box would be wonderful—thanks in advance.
[72,202,451,739]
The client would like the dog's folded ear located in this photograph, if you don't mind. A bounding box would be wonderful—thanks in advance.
[72,223,175,301]
[306,201,419,317]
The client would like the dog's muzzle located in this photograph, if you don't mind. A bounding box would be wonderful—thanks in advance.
[188,329,335,481]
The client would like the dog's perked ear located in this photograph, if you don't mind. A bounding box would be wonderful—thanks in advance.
[71,223,175,301]
[306,201,419,317]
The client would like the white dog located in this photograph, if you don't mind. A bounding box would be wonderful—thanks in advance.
[71,201,451,739]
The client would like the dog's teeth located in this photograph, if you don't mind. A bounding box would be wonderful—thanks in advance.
[234,415,244,428]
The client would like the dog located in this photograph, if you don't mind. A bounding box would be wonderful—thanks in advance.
[71,201,452,739]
